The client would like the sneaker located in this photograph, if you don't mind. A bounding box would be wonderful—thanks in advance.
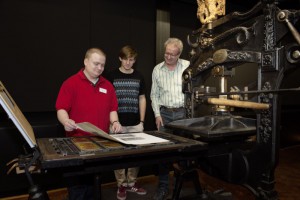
[152,187,169,200]
[126,183,147,195]
[117,186,127,200]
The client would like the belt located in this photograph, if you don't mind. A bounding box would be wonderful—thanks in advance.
[160,106,185,112]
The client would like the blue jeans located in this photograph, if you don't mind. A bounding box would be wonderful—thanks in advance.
[159,107,186,132]
[157,107,186,190]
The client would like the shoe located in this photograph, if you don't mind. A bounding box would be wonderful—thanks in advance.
[117,185,127,200]
[152,187,169,200]
[126,183,147,195]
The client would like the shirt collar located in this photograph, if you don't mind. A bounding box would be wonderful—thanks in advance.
[159,59,182,70]
[78,68,104,85]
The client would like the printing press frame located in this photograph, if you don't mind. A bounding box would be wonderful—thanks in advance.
[166,0,300,199]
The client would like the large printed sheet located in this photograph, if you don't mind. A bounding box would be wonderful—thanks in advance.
[76,122,170,145]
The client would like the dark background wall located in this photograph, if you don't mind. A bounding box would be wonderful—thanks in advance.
[0,0,158,197]
[0,0,156,113]
[0,0,300,198]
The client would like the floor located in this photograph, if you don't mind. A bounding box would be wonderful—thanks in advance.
[2,145,300,200]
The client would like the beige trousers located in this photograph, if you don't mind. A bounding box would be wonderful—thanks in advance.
[114,123,144,187]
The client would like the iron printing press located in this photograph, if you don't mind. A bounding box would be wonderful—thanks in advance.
[164,0,300,200]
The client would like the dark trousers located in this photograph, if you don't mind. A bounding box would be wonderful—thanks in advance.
[157,107,186,190]
[66,175,95,200]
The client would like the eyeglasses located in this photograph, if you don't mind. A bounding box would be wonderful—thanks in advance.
[164,52,180,58]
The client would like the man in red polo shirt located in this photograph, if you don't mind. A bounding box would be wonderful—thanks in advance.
[56,48,122,135]
[55,48,122,200]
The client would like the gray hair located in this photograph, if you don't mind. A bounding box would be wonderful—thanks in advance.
[164,38,183,54]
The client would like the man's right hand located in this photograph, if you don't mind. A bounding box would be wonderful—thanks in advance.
[63,119,77,131]
[155,116,164,131]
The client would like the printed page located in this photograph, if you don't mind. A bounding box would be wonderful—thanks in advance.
[76,122,120,143]
[76,122,170,145]
[110,132,170,145]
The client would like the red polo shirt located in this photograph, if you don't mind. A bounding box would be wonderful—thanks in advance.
[56,69,118,137]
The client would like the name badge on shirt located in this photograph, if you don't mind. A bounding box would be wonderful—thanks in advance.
[99,88,107,94]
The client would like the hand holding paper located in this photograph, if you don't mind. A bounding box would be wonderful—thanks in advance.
[76,122,170,145]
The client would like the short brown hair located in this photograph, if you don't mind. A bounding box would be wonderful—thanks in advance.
[85,48,106,59]
[119,45,138,59]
